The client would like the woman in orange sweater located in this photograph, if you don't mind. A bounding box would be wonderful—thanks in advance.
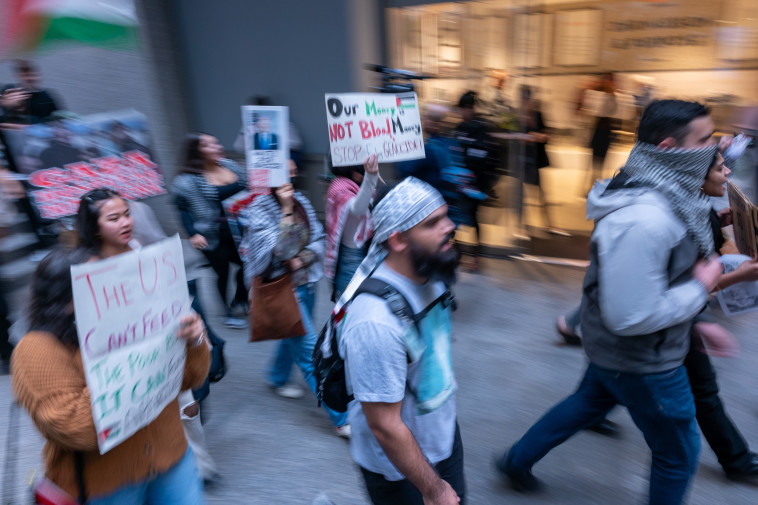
[11,190,211,504]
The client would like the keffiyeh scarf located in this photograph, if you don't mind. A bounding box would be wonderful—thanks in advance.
[334,176,446,312]
[615,141,718,257]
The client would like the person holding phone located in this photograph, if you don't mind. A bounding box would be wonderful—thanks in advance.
[1,59,60,125]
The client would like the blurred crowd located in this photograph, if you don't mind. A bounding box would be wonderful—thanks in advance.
[4,56,758,505]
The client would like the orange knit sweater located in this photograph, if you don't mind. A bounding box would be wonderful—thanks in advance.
[11,331,211,499]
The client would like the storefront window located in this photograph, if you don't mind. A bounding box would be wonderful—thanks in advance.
[386,0,758,261]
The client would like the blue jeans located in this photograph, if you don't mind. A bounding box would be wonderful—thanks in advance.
[269,284,347,427]
[508,363,699,505]
[87,449,205,505]
[334,244,367,300]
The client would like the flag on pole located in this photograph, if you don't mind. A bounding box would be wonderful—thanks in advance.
[2,0,139,56]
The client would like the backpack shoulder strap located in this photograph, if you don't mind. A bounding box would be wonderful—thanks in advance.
[355,277,417,330]
[354,278,456,330]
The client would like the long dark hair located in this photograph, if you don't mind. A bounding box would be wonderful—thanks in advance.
[27,247,92,348]
[77,187,123,252]
[179,132,213,175]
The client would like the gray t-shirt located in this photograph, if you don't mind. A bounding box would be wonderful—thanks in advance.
[339,262,457,481]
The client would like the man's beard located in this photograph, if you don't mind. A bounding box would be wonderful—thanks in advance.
[409,233,460,285]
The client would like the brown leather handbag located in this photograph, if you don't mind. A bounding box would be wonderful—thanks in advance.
[249,273,306,342]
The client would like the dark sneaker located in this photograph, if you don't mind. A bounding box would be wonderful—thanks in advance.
[585,418,621,438]
[726,453,758,481]
[495,449,542,493]
[557,315,582,346]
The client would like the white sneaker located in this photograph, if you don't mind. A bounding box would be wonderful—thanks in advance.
[223,316,247,329]
[272,384,304,399]
[335,424,352,439]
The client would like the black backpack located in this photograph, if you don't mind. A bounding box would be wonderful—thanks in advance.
[312,277,454,413]
[454,118,500,193]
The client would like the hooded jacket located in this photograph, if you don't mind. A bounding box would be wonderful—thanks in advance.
[580,179,709,374]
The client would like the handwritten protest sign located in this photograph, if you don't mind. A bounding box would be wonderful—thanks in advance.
[71,235,189,454]
[241,106,290,188]
[2,109,166,220]
[325,92,425,167]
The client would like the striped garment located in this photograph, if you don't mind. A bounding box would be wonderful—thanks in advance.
[240,191,324,289]
[616,141,718,256]
[170,159,246,250]
[324,176,372,280]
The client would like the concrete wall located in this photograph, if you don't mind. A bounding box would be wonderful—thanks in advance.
[170,0,383,154]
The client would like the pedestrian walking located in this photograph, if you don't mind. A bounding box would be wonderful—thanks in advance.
[583,72,618,195]
[338,177,465,505]
[241,178,350,436]
[325,154,379,300]
[497,99,723,505]
[517,85,566,236]
[11,245,210,504]
[78,190,222,484]
[554,151,758,481]
[77,187,220,489]
[454,90,500,271]
[172,133,248,328]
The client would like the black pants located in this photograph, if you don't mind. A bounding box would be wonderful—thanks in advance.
[0,293,12,359]
[360,423,466,505]
[685,341,752,473]
[202,224,246,310]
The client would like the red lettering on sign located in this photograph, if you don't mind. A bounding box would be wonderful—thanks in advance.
[139,257,158,295]
[75,264,119,320]
[162,251,177,284]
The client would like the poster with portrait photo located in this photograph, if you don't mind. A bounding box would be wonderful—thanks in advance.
[241,105,289,188]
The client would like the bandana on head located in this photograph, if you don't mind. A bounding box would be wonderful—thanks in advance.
[615,141,718,256]
[333,177,446,312]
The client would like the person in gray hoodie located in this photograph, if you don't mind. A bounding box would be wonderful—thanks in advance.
[496,100,724,505]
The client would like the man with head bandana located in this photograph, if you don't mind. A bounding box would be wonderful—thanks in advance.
[497,100,724,505]
[337,177,464,505]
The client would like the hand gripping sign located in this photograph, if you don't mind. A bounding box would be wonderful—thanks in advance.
[325,92,425,167]
[71,235,189,454]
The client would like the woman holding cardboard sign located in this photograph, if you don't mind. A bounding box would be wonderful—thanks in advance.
[11,192,210,504]
[241,165,351,438]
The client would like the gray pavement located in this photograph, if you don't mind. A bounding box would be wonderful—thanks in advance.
[3,254,758,504]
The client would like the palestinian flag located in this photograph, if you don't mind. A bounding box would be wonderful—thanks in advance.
[2,0,139,55]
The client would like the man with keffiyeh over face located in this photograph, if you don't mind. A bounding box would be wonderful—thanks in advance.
[337,177,464,505]
[496,100,724,505]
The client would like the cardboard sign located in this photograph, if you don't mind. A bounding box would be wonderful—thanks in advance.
[241,106,290,188]
[325,92,425,167]
[728,181,758,258]
[2,109,165,220]
[71,235,189,454]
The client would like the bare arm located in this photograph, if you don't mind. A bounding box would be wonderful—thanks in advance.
[717,256,758,290]
[362,401,459,505]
